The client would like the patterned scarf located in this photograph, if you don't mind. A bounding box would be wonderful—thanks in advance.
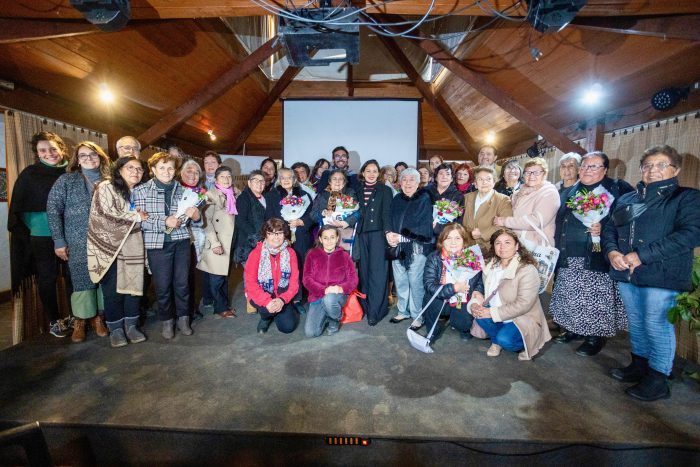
[216,183,238,215]
[257,239,291,294]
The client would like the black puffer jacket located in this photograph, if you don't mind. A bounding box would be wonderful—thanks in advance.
[422,251,484,304]
[428,183,465,237]
[602,177,700,291]
[232,187,266,265]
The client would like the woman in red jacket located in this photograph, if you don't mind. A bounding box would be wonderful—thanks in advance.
[302,226,359,337]
[244,218,300,334]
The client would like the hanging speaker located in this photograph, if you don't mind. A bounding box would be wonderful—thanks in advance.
[70,0,131,32]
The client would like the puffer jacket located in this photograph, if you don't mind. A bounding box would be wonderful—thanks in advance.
[602,177,700,291]
[422,251,484,304]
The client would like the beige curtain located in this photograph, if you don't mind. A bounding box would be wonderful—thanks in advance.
[5,109,108,344]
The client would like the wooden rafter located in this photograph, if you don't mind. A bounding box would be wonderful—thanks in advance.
[377,33,476,156]
[0,19,98,44]
[374,15,585,155]
[138,37,282,146]
[570,14,700,42]
[231,66,302,154]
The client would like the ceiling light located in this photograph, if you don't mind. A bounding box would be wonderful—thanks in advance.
[484,131,496,145]
[208,129,216,141]
[650,87,688,111]
[530,47,543,61]
[99,83,114,103]
[581,83,603,106]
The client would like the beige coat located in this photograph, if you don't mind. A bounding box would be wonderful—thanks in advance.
[470,257,551,359]
[462,190,513,252]
[504,181,560,246]
[197,190,235,276]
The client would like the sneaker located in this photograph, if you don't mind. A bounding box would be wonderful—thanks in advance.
[518,351,530,361]
[327,320,340,336]
[62,316,76,330]
[486,343,502,357]
[49,320,67,338]
[257,318,272,334]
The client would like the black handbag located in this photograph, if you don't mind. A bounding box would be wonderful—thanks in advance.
[386,245,405,260]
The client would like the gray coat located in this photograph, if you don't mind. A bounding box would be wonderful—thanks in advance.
[47,171,98,291]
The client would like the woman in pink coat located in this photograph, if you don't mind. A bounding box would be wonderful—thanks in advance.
[493,157,560,247]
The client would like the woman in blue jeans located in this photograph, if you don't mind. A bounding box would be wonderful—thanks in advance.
[302,226,358,337]
[604,145,700,401]
[468,229,551,361]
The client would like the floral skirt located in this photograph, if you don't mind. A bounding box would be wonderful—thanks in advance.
[549,257,627,336]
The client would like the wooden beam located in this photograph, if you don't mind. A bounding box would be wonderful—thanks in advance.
[138,37,282,146]
[377,34,476,156]
[231,66,302,154]
[585,118,605,152]
[0,19,98,44]
[374,15,585,155]
[570,14,700,42]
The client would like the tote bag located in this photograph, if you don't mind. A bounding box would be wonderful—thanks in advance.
[518,213,560,294]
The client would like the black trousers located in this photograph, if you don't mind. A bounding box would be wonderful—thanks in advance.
[357,230,389,325]
[147,240,191,321]
[424,301,474,342]
[100,261,140,323]
[252,300,299,334]
[30,236,71,322]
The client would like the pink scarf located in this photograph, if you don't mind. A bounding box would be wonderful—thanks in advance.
[215,183,238,215]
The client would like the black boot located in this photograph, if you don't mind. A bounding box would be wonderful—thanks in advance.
[575,336,605,356]
[257,317,272,334]
[610,353,648,383]
[553,330,584,343]
[625,368,670,401]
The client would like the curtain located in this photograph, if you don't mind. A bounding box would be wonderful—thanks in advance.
[5,109,108,344]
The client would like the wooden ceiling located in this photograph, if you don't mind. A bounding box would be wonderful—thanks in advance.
[1,1,699,160]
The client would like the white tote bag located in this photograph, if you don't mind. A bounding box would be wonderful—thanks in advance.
[406,286,445,354]
[518,213,560,294]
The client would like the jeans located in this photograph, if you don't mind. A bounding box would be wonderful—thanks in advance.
[207,273,229,313]
[392,252,427,322]
[617,282,677,376]
[476,318,524,352]
[147,240,191,321]
[100,261,140,323]
[305,293,347,337]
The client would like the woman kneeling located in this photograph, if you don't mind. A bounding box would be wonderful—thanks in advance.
[468,229,551,360]
[303,226,359,337]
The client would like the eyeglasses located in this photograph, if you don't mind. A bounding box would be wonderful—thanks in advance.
[78,152,99,160]
[118,145,139,152]
[475,177,493,183]
[249,178,265,184]
[523,170,544,177]
[267,231,285,237]
[505,166,521,172]
[333,154,349,160]
[580,164,605,171]
[124,166,144,174]
[640,162,676,172]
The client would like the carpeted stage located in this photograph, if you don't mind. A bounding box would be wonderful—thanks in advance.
[1,282,699,465]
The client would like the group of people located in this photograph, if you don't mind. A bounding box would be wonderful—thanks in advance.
[8,132,699,402]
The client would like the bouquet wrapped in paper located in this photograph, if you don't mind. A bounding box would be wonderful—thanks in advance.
[280,194,310,238]
[444,245,484,308]
[432,199,464,225]
[323,193,359,226]
[166,187,207,234]
[565,186,615,251]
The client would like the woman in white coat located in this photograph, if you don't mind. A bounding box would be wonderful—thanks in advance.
[198,166,237,318]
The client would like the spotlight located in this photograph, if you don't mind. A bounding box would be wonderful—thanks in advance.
[581,83,603,106]
[530,47,543,61]
[208,129,217,141]
[484,131,496,145]
[650,87,688,111]
[99,83,114,103]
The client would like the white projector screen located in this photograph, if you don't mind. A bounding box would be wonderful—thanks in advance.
[283,99,419,172]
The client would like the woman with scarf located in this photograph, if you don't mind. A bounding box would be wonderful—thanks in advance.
[133,152,202,340]
[494,160,524,197]
[603,145,700,401]
[47,141,111,342]
[468,229,551,360]
[423,224,484,344]
[9,131,71,338]
[87,157,148,347]
[244,218,300,334]
[453,163,476,195]
[387,168,434,328]
[198,166,237,318]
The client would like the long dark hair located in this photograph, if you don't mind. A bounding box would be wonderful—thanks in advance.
[312,158,330,180]
[111,157,145,203]
[487,228,538,267]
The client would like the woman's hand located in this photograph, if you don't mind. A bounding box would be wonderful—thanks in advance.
[54,247,69,261]
[324,285,343,294]
[492,217,504,226]
[471,303,491,319]
[588,222,601,236]
[266,298,284,314]
[332,220,349,229]
[608,251,629,271]
[623,252,642,274]
[212,246,224,255]
[165,216,182,228]
[136,208,148,221]
[185,206,200,221]
[386,231,400,247]
[453,281,469,294]
[471,228,482,239]
[288,219,303,228]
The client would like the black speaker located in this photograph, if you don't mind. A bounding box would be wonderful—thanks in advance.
[70,0,131,32]
[526,0,587,33]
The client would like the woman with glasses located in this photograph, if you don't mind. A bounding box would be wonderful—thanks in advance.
[48,141,111,342]
[493,157,559,247]
[244,218,300,334]
[549,151,634,356]
[87,157,148,347]
[494,160,523,197]
[603,145,700,401]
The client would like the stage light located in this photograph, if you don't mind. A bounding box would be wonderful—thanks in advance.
[99,84,114,103]
[485,131,496,145]
[650,87,687,111]
[530,47,543,61]
[581,83,603,106]
[208,129,217,141]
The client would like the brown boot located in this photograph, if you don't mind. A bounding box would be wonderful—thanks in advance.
[71,318,86,343]
[91,315,109,337]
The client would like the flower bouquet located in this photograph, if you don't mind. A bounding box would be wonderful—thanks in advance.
[323,193,359,225]
[565,186,615,251]
[280,194,310,240]
[166,187,207,234]
[433,199,464,225]
[444,245,484,308]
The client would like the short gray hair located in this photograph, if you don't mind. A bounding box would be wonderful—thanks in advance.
[275,167,299,188]
[180,158,202,176]
[399,167,420,184]
[559,152,581,167]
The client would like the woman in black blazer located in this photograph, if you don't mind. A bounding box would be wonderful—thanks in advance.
[355,159,394,325]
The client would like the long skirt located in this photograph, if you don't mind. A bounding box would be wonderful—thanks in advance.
[549,257,627,336]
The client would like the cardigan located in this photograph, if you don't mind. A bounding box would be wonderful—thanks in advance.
[302,247,359,302]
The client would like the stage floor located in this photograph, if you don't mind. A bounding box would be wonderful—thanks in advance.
[1,288,699,450]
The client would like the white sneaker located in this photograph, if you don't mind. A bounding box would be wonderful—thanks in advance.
[518,351,530,361]
[486,343,502,357]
